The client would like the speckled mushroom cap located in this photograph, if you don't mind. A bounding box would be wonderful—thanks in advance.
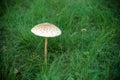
[31,22,61,37]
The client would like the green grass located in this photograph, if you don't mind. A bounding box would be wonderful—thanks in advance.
[1,0,120,80]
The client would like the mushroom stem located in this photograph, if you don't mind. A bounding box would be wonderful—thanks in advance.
[44,37,48,64]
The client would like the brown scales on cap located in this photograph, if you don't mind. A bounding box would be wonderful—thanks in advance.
[31,22,61,37]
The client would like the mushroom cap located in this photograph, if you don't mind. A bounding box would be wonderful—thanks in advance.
[31,22,61,37]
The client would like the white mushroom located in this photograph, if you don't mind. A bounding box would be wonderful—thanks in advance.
[31,22,61,64]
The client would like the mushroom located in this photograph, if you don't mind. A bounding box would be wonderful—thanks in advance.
[31,22,61,64]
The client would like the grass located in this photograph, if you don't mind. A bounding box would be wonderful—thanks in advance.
[1,0,120,80]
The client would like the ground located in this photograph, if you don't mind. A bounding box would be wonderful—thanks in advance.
[0,0,120,80]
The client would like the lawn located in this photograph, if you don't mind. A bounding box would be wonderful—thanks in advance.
[0,0,120,80]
